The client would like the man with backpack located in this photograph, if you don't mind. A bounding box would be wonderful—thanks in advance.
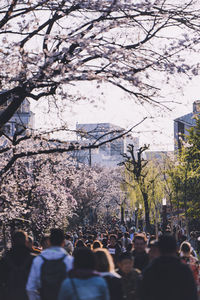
[26,228,74,300]
[0,230,35,300]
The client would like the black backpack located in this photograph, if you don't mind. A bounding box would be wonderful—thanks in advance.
[40,254,67,300]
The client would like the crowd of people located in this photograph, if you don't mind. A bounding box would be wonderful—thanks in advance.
[0,224,199,300]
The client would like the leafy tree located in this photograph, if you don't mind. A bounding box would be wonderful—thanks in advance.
[122,144,165,232]
[0,0,200,129]
[168,117,200,232]
[121,144,152,231]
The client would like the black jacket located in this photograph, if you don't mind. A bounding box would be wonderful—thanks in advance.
[132,250,149,272]
[141,255,198,300]
[103,274,123,300]
[0,245,35,300]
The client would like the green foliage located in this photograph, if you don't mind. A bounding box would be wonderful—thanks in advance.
[168,116,200,221]
[122,144,164,230]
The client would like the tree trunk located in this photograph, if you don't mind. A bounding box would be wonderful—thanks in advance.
[142,191,151,233]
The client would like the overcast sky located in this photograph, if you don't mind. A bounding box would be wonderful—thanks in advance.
[31,73,200,151]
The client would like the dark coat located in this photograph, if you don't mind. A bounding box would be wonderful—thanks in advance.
[107,243,122,265]
[132,250,149,272]
[117,269,141,300]
[0,245,35,300]
[103,274,123,300]
[141,255,198,300]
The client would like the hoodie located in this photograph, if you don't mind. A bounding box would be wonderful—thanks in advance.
[26,246,73,300]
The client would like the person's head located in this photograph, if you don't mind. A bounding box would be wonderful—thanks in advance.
[118,252,134,275]
[180,241,191,257]
[158,234,177,256]
[124,232,130,238]
[66,234,72,241]
[109,234,117,247]
[50,228,65,247]
[102,238,108,248]
[74,248,95,270]
[12,230,28,247]
[148,235,156,246]
[26,236,34,249]
[148,240,160,261]
[75,239,86,248]
[94,248,115,272]
[92,240,103,250]
[40,234,50,249]
[133,234,147,253]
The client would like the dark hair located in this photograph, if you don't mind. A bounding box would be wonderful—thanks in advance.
[75,239,86,248]
[92,240,102,250]
[66,234,71,240]
[28,236,33,244]
[102,238,108,248]
[50,228,65,246]
[94,248,114,272]
[118,252,133,262]
[109,234,117,240]
[180,242,191,253]
[149,239,159,248]
[125,232,130,238]
[133,233,147,243]
[12,230,27,247]
[158,235,177,255]
[148,235,156,247]
[74,248,95,270]
[40,234,50,248]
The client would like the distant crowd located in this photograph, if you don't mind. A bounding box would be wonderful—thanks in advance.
[0,224,199,300]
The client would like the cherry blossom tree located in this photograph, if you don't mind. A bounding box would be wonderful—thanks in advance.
[66,164,123,225]
[0,130,126,241]
[0,135,78,240]
[0,0,200,130]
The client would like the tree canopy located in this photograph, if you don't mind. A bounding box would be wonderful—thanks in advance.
[0,0,200,129]
[168,116,200,227]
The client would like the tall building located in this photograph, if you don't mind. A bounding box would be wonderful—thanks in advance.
[0,97,34,137]
[174,101,200,151]
[74,123,139,167]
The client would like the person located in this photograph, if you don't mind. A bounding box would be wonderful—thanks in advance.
[132,234,149,271]
[148,239,160,262]
[107,234,122,266]
[40,234,50,250]
[74,239,86,250]
[117,252,141,300]
[179,241,199,286]
[58,247,109,300]
[27,236,41,254]
[65,234,74,255]
[94,248,123,300]
[121,232,132,252]
[141,234,198,300]
[0,230,35,300]
[92,240,103,250]
[26,228,73,300]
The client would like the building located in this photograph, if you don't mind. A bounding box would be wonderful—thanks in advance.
[0,97,34,137]
[74,123,139,167]
[144,150,174,162]
[174,100,200,151]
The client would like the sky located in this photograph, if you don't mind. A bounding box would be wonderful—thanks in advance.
[31,74,200,152]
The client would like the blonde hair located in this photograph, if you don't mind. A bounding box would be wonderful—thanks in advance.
[93,248,115,272]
